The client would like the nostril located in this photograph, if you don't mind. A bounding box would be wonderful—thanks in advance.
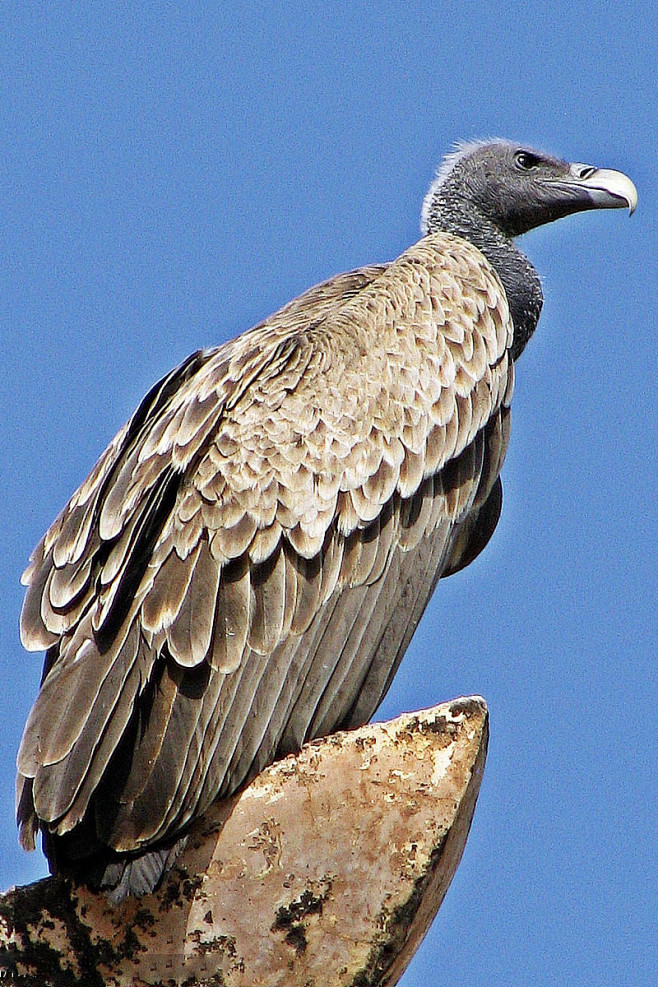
[577,166,596,180]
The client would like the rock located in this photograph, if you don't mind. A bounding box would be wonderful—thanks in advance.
[0,696,488,987]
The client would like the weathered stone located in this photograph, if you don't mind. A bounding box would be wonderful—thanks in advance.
[0,696,488,987]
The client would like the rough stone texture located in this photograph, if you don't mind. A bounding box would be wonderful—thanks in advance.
[1,696,488,987]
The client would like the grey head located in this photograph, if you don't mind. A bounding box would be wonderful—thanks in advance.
[421,140,637,359]
[421,139,637,238]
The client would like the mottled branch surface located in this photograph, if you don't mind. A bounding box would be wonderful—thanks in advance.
[1,696,488,987]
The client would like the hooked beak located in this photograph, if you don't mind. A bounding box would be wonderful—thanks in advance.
[558,163,638,215]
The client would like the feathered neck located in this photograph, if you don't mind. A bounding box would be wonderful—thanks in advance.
[423,176,543,360]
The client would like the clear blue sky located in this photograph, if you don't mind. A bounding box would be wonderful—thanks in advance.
[1,4,656,984]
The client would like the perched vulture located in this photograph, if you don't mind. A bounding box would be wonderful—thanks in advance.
[17,140,636,899]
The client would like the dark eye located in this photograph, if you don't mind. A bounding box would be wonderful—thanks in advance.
[514,150,541,170]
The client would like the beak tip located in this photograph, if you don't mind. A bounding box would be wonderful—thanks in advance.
[590,168,638,216]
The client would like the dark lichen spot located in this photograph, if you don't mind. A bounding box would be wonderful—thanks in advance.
[349,838,448,986]
[183,974,225,987]
[273,886,329,929]
[396,712,460,749]
[0,876,105,987]
[190,932,237,959]
[271,882,332,955]
[133,906,156,932]
[284,922,307,953]
[93,921,145,970]
[182,874,204,899]
[159,866,203,912]
[160,876,184,911]
[182,974,226,987]
[449,698,481,718]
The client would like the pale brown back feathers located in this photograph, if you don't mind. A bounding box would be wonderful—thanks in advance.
[17,233,513,870]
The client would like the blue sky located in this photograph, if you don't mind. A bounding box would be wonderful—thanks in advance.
[1,4,656,984]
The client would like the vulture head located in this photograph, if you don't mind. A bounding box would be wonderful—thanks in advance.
[421,139,637,239]
[421,139,637,358]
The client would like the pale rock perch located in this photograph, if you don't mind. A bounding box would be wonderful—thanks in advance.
[2,699,490,986]
[16,139,636,899]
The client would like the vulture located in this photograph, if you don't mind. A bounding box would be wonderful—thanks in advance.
[16,140,636,899]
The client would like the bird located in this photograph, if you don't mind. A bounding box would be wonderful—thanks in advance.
[16,140,637,900]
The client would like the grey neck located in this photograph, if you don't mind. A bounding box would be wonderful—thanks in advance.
[426,198,543,360]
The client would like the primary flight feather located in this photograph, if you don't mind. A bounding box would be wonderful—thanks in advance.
[16,140,636,898]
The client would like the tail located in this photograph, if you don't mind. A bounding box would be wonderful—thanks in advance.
[89,841,187,903]
[18,772,186,902]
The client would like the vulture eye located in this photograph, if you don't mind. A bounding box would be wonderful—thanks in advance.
[514,150,541,171]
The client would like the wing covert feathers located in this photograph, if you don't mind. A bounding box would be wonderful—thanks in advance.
[17,232,514,871]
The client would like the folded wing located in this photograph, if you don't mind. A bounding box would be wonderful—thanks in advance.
[17,234,513,877]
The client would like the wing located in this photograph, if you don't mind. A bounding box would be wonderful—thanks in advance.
[17,234,513,866]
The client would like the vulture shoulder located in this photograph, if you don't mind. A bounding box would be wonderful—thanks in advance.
[17,232,513,880]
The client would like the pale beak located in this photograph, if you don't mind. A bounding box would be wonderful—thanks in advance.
[565,164,638,215]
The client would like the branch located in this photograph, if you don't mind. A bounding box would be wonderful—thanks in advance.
[1,696,488,987]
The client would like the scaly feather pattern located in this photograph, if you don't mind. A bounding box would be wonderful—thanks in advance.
[17,233,513,888]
